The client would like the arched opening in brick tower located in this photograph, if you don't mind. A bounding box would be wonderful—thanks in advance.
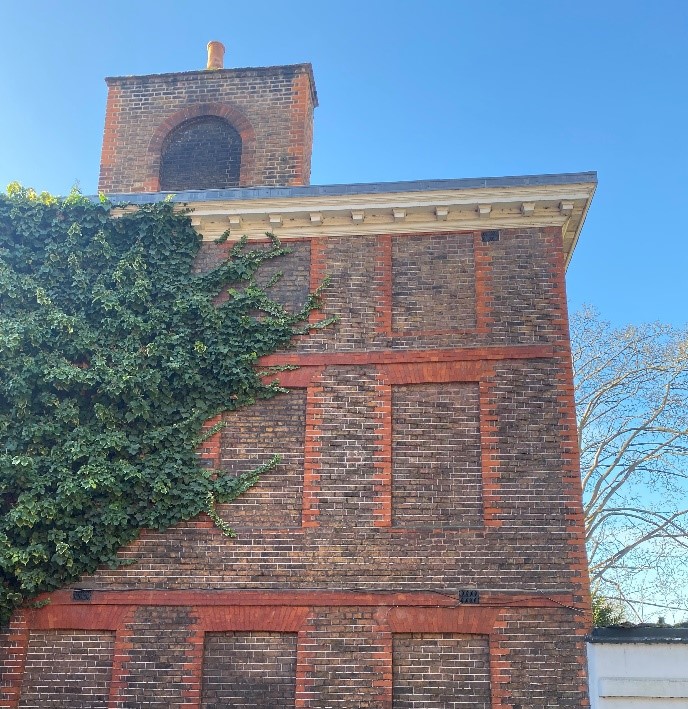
[159,115,242,191]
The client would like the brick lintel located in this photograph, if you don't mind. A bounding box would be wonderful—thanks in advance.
[260,343,556,368]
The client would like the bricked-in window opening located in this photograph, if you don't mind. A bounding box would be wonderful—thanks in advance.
[160,116,242,191]
[201,632,297,708]
[392,382,483,528]
[217,390,307,529]
[19,630,115,708]
[391,233,477,333]
[393,633,491,708]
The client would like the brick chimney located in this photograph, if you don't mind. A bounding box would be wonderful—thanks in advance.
[98,43,317,193]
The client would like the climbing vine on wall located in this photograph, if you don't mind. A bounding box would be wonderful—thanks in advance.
[0,184,328,625]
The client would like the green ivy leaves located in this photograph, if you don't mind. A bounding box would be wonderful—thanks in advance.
[0,185,327,625]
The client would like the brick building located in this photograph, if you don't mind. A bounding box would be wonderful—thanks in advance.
[1,43,596,707]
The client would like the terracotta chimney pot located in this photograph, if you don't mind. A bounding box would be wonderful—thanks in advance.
[206,41,225,70]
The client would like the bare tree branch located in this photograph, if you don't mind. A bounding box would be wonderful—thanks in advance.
[572,306,688,621]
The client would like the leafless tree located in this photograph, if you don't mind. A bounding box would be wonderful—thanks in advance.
[571,307,688,622]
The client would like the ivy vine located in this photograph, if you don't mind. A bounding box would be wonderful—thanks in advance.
[0,184,328,625]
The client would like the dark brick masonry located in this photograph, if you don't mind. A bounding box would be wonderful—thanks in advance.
[159,116,242,191]
[392,634,492,709]
[392,383,483,529]
[0,224,591,708]
[218,391,307,529]
[18,631,114,708]
[99,64,317,192]
[112,606,198,709]
[202,632,297,708]
[392,232,476,333]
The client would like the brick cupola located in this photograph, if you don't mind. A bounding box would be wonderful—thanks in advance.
[98,43,317,194]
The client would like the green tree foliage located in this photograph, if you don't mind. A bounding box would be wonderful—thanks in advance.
[0,185,328,624]
[591,591,626,627]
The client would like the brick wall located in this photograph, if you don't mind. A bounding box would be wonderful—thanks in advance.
[0,226,591,707]
[296,229,566,353]
[392,232,476,333]
[392,633,491,708]
[202,632,297,708]
[193,239,312,312]
[392,382,482,528]
[111,606,201,708]
[159,115,242,190]
[218,391,306,529]
[491,608,590,707]
[298,608,391,707]
[19,631,114,708]
[98,64,317,193]
[303,366,388,527]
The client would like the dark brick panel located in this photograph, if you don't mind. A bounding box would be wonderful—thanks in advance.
[300,235,382,352]
[309,366,385,526]
[201,632,297,708]
[486,228,561,344]
[392,383,482,528]
[392,233,476,332]
[193,241,231,274]
[252,240,312,312]
[393,633,491,708]
[217,390,306,529]
[115,606,197,709]
[18,630,114,709]
[160,116,242,190]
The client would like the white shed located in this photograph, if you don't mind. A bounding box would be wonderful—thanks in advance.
[587,626,688,708]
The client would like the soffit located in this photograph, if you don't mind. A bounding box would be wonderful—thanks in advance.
[108,173,596,268]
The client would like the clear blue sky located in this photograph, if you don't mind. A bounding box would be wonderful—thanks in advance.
[1,0,686,327]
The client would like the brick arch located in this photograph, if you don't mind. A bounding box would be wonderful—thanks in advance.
[144,103,257,191]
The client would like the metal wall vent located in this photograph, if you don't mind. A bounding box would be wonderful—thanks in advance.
[459,589,480,604]
[72,589,92,602]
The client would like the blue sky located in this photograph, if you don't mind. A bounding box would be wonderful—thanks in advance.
[1,0,686,327]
